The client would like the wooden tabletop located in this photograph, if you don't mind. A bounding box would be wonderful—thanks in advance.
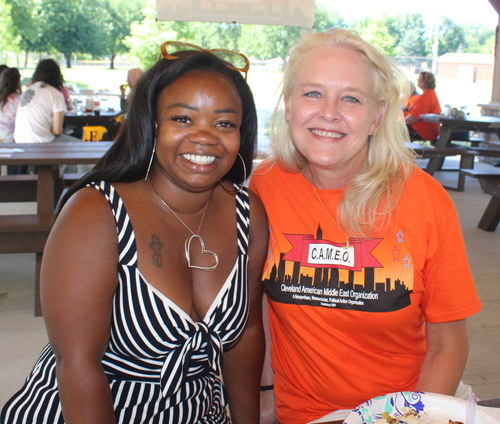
[0,142,113,214]
[0,142,113,166]
[420,114,500,131]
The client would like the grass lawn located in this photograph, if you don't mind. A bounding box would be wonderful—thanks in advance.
[20,68,128,92]
[19,67,283,96]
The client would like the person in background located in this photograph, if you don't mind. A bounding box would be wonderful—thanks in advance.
[1,48,268,424]
[119,67,144,112]
[13,59,80,144]
[60,83,71,108]
[0,65,7,76]
[0,67,22,143]
[405,71,441,142]
[250,29,481,424]
[402,81,419,116]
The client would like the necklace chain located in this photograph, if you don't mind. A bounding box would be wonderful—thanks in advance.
[156,192,208,236]
[150,182,218,271]
[311,183,350,249]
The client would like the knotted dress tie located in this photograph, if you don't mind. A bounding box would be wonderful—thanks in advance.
[160,321,223,398]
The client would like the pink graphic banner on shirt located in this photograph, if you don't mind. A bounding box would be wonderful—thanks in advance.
[282,234,382,271]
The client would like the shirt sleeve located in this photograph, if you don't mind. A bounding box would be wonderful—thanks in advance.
[52,89,67,113]
[420,201,481,323]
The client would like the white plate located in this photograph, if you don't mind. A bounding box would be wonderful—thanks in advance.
[343,391,500,424]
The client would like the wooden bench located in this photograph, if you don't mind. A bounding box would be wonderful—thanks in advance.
[62,173,85,188]
[0,171,66,209]
[0,174,38,202]
[466,146,500,159]
[0,213,56,315]
[0,173,84,315]
[0,172,84,205]
[413,146,478,191]
[450,137,486,148]
[460,168,500,231]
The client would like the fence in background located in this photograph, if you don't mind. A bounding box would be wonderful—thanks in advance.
[4,53,136,70]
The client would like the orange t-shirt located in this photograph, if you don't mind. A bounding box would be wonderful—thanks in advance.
[249,163,481,424]
[403,94,419,117]
[408,89,441,141]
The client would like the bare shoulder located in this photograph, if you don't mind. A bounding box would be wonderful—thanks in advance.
[41,185,121,333]
[47,186,118,261]
[247,188,268,246]
[248,188,267,225]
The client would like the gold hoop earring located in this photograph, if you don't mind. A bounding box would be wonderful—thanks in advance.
[144,138,156,181]
[220,153,246,195]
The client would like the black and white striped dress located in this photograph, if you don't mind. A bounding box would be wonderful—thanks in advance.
[1,181,250,424]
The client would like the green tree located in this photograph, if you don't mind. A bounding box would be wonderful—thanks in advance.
[313,4,344,32]
[463,23,495,54]
[377,14,405,46]
[98,0,144,69]
[191,22,241,51]
[128,2,344,67]
[238,25,303,60]
[126,0,193,70]
[395,13,429,57]
[0,0,20,64]
[397,29,429,57]
[438,16,466,54]
[40,0,99,68]
[238,4,344,60]
[358,19,397,56]
[6,0,47,67]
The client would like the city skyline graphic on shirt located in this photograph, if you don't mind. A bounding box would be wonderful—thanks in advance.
[263,223,412,312]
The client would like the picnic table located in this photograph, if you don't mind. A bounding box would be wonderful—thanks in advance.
[414,114,500,191]
[420,114,500,148]
[0,141,113,315]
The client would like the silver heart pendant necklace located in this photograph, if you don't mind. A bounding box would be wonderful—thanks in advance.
[151,183,219,272]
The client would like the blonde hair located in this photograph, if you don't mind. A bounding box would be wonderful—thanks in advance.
[269,29,416,238]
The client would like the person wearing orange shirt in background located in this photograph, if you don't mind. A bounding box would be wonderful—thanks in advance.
[405,71,441,142]
[402,82,419,117]
[250,30,481,424]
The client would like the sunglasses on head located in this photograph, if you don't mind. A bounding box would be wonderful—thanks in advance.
[159,41,250,81]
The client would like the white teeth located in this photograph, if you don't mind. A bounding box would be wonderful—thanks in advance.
[311,129,344,138]
[182,154,216,165]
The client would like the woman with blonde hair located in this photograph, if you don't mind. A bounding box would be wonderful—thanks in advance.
[405,70,441,142]
[250,29,480,424]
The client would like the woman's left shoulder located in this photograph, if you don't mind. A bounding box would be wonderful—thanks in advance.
[406,167,446,191]
[247,188,267,223]
[403,167,455,209]
[246,188,269,262]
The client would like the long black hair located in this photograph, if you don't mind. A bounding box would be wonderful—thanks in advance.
[0,67,22,109]
[59,51,258,210]
[31,59,64,91]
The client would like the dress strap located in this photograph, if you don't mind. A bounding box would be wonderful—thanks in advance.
[87,181,137,266]
[234,185,250,256]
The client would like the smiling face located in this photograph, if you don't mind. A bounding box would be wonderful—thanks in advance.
[285,45,383,185]
[153,70,242,193]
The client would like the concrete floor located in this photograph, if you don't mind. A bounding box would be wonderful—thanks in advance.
[1,160,499,409]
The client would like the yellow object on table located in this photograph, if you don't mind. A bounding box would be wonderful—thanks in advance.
[83,126,107,142]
